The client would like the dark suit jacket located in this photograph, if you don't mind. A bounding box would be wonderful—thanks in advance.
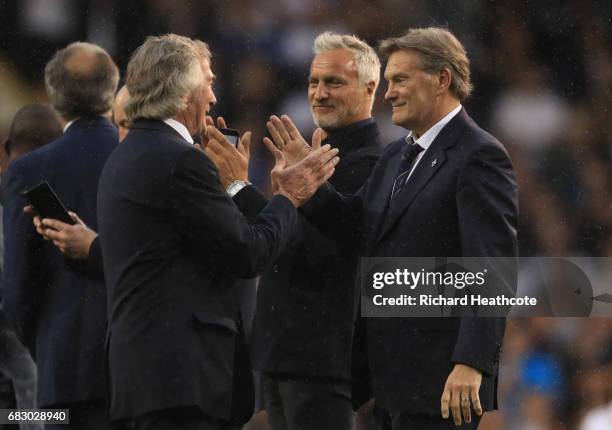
[233,120,381,382]
[303,109,518,414]
[97,119,298,423]
[1,116,118,407]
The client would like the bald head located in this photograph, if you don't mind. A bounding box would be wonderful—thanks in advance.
[2,104,62,169]
[112,85,131,142]
[45,42,119,120]
[64,43,108,76]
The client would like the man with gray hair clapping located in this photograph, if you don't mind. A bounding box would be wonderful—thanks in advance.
[97,34,339,430]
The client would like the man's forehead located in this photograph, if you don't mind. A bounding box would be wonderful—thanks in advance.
[385,50,421,71]
[310,50,357,73]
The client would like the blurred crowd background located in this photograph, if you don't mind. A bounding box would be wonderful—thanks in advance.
[0,1,610,429]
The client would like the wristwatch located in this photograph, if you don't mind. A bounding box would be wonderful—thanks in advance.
[226,180,251,197]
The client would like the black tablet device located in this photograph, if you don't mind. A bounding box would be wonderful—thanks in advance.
[22,181,75,225]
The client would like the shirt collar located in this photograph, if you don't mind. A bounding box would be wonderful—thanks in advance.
[324,118,377,154]
[327,118,375,137]
[163,118,194,144]
[406,104,462,150]
[63,118,79,133]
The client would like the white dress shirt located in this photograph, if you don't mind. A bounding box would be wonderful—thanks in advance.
[163,118,194,144]
[406,104,462,179]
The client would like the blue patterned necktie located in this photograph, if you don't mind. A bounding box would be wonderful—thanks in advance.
[390,136,424,201]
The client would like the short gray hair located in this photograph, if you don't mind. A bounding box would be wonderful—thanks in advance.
[379,27,473,101]
[125,34,211,121]
[44,42,119,120]
[313,32,380,93]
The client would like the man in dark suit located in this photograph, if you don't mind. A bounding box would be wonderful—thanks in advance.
[26,85,132,279]
[96,34,338,430]
[205,32,383,430]
[277,27,518,429]
[2,43,120,428]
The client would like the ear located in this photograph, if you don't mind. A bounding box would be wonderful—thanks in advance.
[366,80,377,97]
[436,67,452,95]
[181,93,192,106]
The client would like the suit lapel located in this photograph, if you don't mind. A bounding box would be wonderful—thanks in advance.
[363,141,403,248]
[374,109,470,247]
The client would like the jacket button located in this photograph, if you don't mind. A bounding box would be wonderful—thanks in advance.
[272,264,279,273]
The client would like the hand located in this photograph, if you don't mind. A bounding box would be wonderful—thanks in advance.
[441,364,483,426]
[265,115,311,166]
[204,122,251,189]
[263,128,339,207]
[24,205,47,238]
[26,207,98,260]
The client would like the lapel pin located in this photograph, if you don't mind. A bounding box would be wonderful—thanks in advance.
[431,159,438,167]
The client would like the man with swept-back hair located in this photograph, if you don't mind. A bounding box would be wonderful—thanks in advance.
[97,33,338,430]
[205,31,383,429]
[2,42,119,428]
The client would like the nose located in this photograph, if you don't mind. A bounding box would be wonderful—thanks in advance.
[210,90,217,107]
[313,84,328,101]
[384,82,395,101]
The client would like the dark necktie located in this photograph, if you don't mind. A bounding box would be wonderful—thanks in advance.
[390,137,424,201]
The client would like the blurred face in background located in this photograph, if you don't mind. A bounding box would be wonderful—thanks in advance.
[308,49,370,131]
[112,86,130,142]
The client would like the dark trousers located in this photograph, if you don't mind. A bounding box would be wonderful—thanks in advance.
[375,407,482,430]
[132,406,238,430]
[263,373,353,430]
[44,400,114,430]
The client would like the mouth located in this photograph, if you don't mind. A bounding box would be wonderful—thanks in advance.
[312,105,334,109]
[391,103,406,109]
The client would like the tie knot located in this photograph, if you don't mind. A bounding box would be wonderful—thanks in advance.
[402,138,423,161]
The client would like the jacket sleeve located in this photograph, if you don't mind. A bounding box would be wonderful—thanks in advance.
[1,160,47,354]
[451,143,519,375]
[299,180,366,247]
[232,185,268,221]
[63,236,105,281]
[169,148,298,279]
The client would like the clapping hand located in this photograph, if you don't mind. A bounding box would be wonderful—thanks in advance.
[265,115,312,166]
[200,116,251,189]
[263,128,339,207]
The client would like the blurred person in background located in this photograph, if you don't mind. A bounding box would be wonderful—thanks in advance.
[27,85,132,277]
[0,104,62,430]
[111,85,130,143]
[1,42,119,429]
[205,31,382,430]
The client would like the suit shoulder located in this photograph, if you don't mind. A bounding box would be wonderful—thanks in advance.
[459,122,510,160]
[9,133,65,168]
